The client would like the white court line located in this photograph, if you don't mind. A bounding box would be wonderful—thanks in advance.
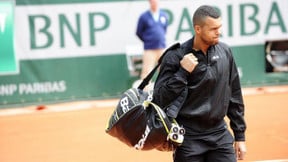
[254,159,288,162]
[0,99,118,116]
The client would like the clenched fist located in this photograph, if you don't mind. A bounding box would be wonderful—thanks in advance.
[180,53,199,73]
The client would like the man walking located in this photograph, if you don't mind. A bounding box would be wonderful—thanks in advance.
[153,5,247,162]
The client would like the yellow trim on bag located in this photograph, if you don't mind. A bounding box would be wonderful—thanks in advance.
[148,101,170,133]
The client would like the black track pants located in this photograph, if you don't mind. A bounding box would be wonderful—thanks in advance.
[173,127,236,162]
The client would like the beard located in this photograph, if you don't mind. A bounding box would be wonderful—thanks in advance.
[201,35,219,46]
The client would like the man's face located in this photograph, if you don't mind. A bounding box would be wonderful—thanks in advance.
[198,17,222,46]
[149,0,159,12]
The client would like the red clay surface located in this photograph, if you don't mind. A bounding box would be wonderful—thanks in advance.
[0,88,288,162]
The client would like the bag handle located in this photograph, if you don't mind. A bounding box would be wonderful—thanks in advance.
[137,43,181,90]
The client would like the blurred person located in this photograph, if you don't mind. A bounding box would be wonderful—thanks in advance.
[153,5,247,162]
[135,0,168,90]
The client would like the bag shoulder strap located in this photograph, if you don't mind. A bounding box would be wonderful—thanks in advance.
[138,43,181,90]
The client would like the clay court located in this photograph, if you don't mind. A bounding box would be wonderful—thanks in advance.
[0,86,288,162]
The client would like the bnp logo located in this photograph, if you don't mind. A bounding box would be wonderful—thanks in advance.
[0,13,6,33]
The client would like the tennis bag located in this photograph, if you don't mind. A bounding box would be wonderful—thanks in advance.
[105,88,185,151]
[105,43,186,151]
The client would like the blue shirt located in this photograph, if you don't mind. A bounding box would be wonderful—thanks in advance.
[136,10,168,50]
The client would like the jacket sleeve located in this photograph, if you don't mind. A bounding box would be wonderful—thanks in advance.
[227,49,247,141]
[136,15,145,41]
[153,49,190,108]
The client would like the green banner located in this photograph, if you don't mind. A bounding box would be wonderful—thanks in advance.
[0,0,17,75]
[0,0,288,108]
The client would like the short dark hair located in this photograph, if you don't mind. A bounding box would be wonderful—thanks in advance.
[193,5,220,26]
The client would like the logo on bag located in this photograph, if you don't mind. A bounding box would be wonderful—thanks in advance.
[134,125,151,150]
[120,96,129,113]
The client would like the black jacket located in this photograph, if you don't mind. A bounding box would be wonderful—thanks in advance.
[153,38,246,141]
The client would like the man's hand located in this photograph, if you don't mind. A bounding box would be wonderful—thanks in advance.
[180,53,198,73]
[234,141,247,160]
